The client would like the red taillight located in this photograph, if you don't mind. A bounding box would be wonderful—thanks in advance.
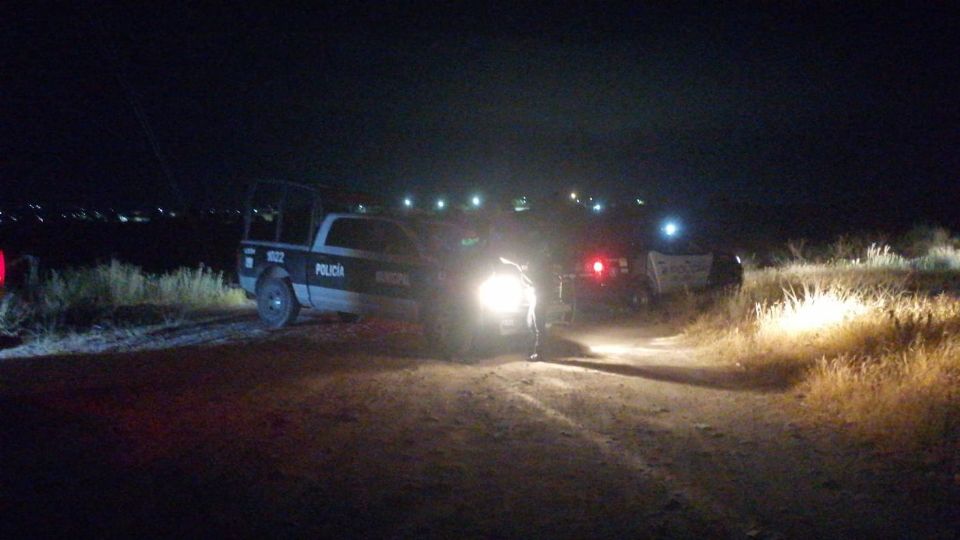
[592,260,604,274]
[0,249,5,287]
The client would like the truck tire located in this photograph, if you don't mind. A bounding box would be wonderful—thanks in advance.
[337,311,363,323]
[257,278,300,328]
[629,283,653,313]
[424,299,476,360]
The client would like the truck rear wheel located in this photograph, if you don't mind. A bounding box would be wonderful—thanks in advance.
[629,284,653,313]
[337,311,362,323]
[257,278,300,328]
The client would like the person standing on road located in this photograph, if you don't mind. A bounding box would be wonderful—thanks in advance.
[525,236,554,362]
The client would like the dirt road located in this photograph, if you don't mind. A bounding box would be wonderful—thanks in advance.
[1,312,957,538]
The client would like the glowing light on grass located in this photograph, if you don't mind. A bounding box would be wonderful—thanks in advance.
[589,344,634,355]
[760,288,869,335]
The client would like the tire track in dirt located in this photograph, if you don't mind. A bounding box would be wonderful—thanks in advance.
[498,380,764,538]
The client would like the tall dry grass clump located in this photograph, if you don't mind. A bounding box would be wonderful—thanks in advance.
[808,339,960,446]
[0,294,29,336]
[687,232,960,448]
[39,260,246,312]
[4,260,247,338]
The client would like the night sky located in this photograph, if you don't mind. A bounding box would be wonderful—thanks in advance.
[3,2,958,224]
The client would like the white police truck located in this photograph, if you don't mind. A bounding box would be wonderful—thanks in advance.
[237,180,543,358]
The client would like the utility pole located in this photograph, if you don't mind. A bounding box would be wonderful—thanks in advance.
[83,3,188,213]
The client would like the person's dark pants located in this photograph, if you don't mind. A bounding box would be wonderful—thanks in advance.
[527,298,547,356]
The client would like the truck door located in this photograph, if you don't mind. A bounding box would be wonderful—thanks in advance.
[307,216,425,320]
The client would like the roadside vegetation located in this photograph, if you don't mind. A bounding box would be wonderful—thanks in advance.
[684,227,960,449]
[0,260,247,341]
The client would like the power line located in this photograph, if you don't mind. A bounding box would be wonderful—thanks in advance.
[81,2,188,211]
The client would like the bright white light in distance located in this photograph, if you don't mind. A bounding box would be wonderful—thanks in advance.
[592,203,603,212]
[570,192,577,200]
[663,222,678,236]
[471,195,481,207]
[403,198,412,207]
[478,274,524,312]
[437,199,445,209]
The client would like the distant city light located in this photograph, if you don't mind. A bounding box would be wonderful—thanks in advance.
[513,195,530,212]
[403,197,413,208]
[636,198,645,205]
[570,192,577,200]
[436,199,445,210]
[471,195,481,207]
[662,221,679,237]
[592,203,603,212]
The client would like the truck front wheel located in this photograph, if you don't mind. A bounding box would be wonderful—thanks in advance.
[424,300,476,360]
[257,278,300,328]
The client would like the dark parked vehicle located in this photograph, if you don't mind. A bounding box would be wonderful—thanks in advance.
[543,208,743,312]
[565,242,743,311]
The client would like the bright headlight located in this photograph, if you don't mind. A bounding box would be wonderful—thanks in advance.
[478,274,524,312]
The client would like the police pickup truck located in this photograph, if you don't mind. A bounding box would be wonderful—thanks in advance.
[570,247,742,310]
[237,181,542,358]
[561,219,743,311]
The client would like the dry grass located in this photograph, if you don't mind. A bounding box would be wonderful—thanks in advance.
[3,260,247,339]
[40,260,247,311]
[0,294,29,336]
[808,341,960,446]
[685,235,960,448]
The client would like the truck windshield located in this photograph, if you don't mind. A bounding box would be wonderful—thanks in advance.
[415,222,479,258]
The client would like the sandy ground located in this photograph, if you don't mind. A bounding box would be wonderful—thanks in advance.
[1,309,958,538]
